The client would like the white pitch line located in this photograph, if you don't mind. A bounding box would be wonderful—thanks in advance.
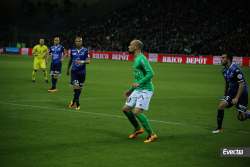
[0,96,220,103]
[0,101,249,134]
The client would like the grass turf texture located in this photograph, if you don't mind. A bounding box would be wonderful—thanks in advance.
[0,54,249,167]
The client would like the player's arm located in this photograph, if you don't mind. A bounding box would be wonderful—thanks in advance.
[60,47,67,62]
[32,46,38,56]
[224,81,229,95]
[46,47,52,64]
[132,58,154,89]
[124,90,132,98]
[67,51,73,75]
[130,81,137,91]
[44,47,49,58]
[231,69,245,105]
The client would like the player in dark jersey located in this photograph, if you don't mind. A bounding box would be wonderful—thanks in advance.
[46,37,67,92]
[67,37,90,110]
[213,53,249,133]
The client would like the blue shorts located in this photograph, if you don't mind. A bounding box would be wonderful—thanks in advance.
[50,62,62,76]
[221,91,248,113]
[70,70,86,88]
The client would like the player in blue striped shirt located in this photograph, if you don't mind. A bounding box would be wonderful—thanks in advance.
[67,37,90,110]
[46,37,67,92]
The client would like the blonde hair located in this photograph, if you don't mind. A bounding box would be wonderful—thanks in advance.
[133,40,143,50]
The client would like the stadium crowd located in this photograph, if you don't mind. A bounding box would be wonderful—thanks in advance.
[47,0,249,56]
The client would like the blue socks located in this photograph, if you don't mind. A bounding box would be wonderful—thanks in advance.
[245,112,250,120]
[217,109,224,129]
[52,78,57,89]
[73,89,80,106]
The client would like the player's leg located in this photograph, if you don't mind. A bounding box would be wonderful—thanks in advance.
[40,59,48,83]
[237,111,246,121]
[123,104,142,136]
[79,88,82,96]
[236,95,249,121]
[32,70,37,82]
[69,70,78,108]
[75,74,85,109]
[52,63,61,91]
[123,91,143,138]
[134,107,155,137]
[52,75,57,90]
[213,100,227,133]
[69,71,83,110]
[32,60,39,82]
[213,92,234,133]
[48,63,55,91]
[134,91,156,142]
[73,84,80,110]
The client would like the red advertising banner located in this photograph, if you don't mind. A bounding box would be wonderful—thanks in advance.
[2,48,250,66]
[89,51,134,61]
[19,48,33,55]
[21,48,29,55]
[88,51,250,66]
[0,47,5,53]
[243,57,250,66]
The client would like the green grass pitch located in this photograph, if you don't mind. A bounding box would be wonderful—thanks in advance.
[0,54,249,167]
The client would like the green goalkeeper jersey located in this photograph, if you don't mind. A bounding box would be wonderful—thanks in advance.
[130,54,154,92]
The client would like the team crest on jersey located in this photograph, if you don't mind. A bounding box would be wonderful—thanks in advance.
[237,74,242,79]
[77,53,80,57]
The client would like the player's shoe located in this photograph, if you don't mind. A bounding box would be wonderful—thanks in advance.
[75,106,80,110]
[45,80,49,83]
[129,127,144,138]
[144,134,157,143]
[69,100,74,108]
[32,80,35,82]
[212,128,222,133]
[48,88,57,92]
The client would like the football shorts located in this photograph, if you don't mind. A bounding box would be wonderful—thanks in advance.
[50,62,62,76]
[125,90,153,110]
[70,70,86,88]
[221,90,248,113]
[34,59,46,70]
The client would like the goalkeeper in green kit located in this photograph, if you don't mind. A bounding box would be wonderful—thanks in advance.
[122,40,157,143]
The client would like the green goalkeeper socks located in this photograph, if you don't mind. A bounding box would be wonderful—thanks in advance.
[137,113,154,136]
[125,111,140,130]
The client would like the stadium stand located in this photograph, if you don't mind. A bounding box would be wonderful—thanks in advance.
[51,0,250,57]
[0,0,249,57]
